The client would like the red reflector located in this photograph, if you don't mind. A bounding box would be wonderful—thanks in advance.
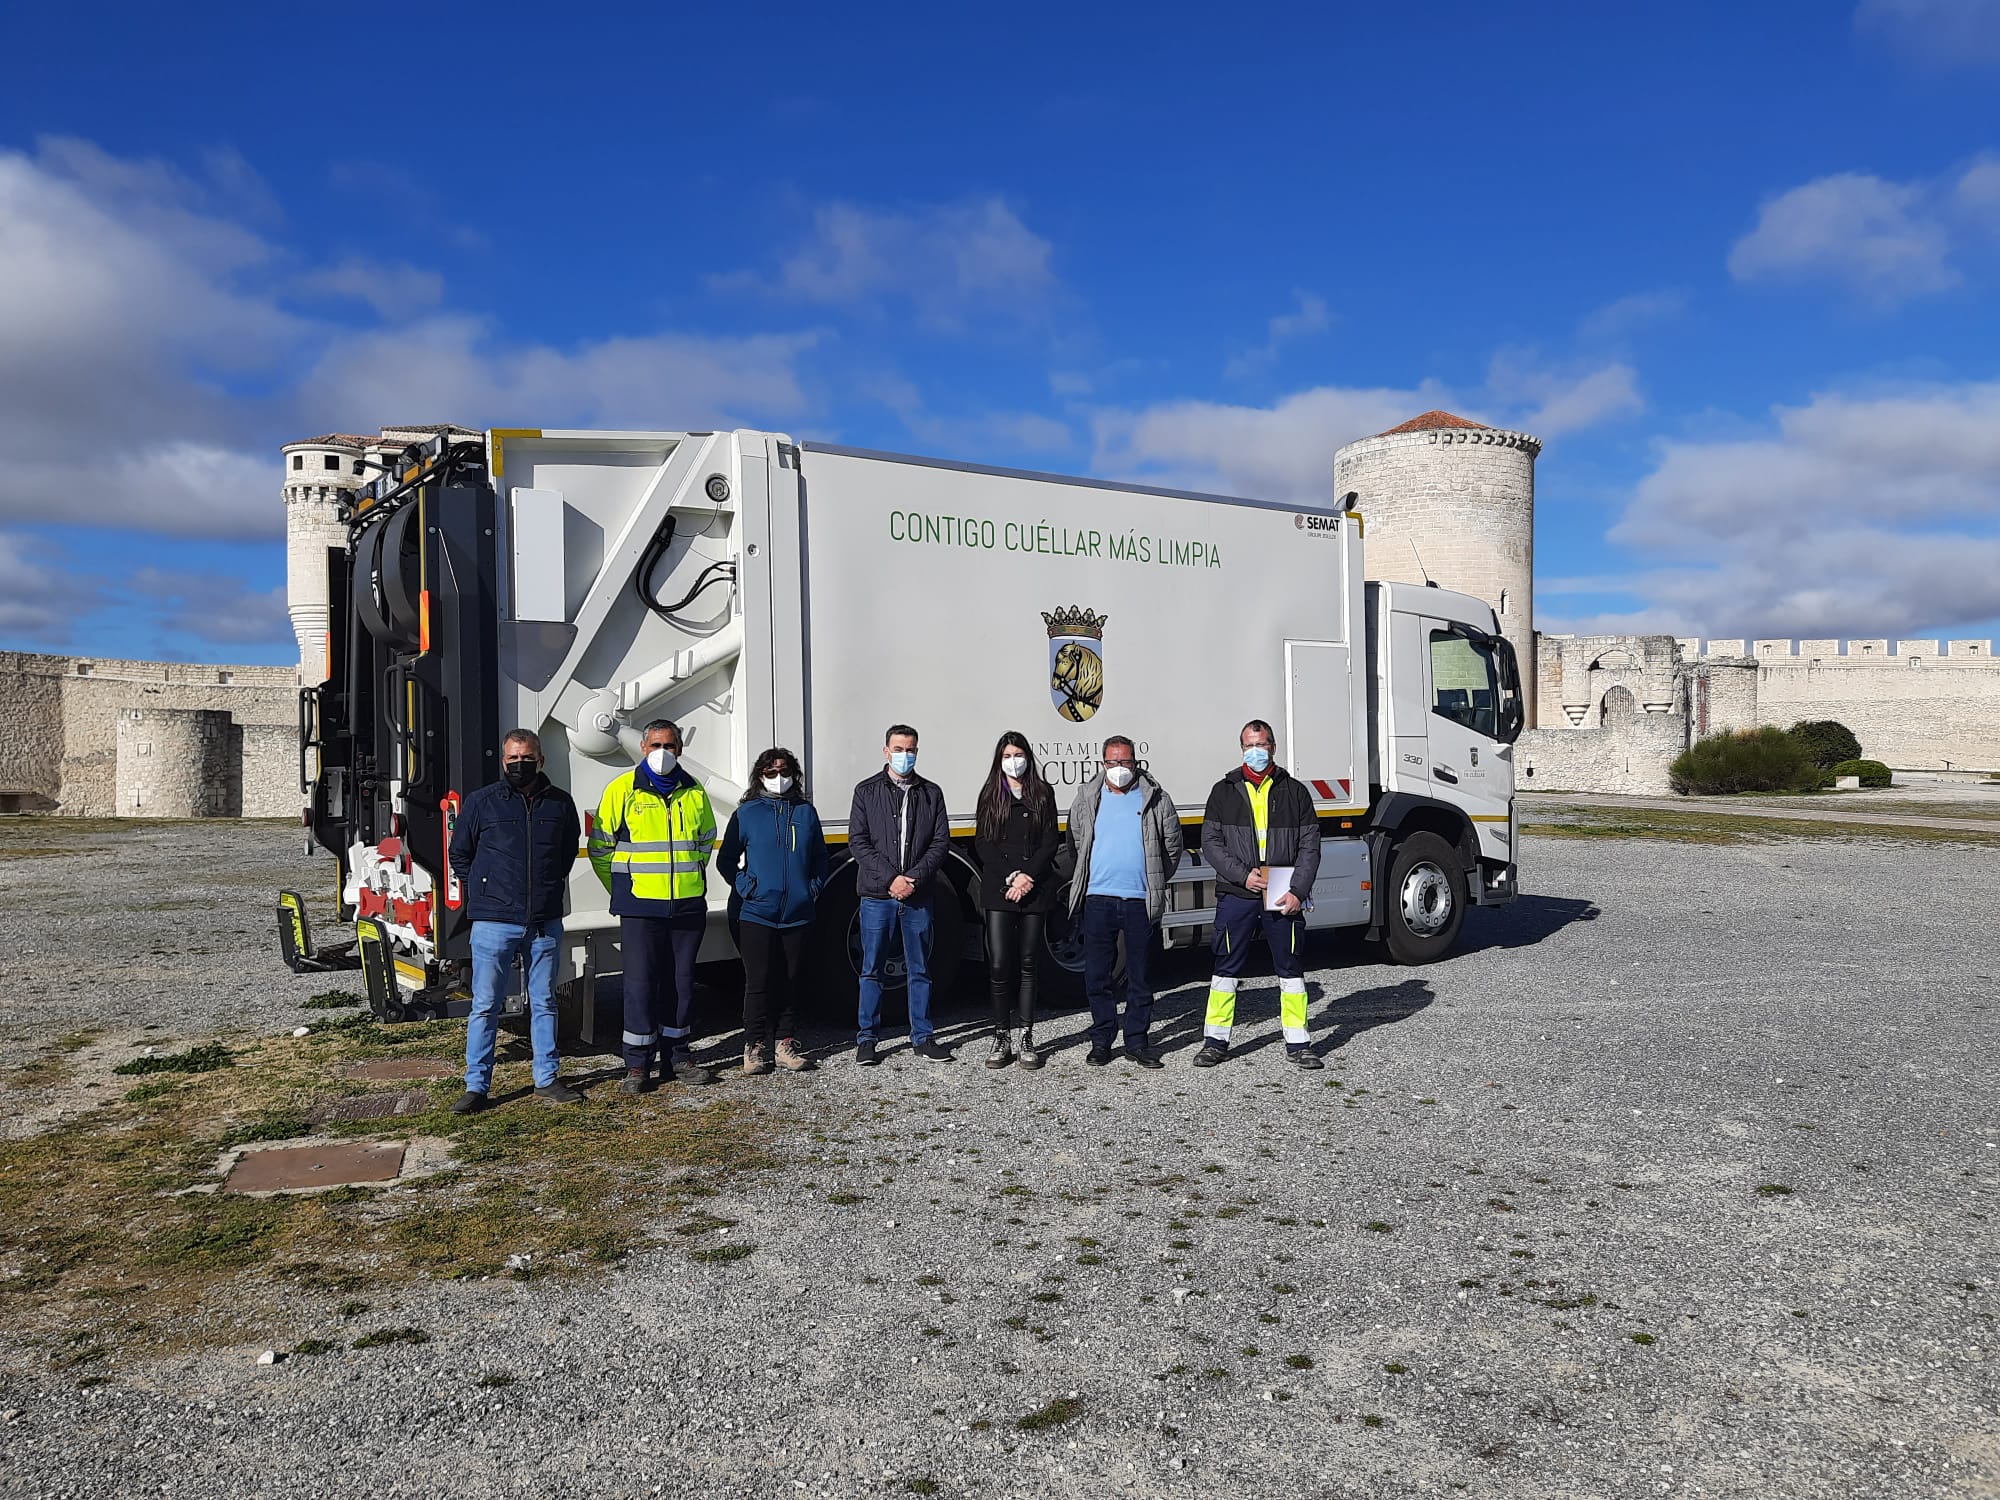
[419,589,431,655]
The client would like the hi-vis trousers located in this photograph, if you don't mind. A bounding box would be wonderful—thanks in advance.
[621,911,704,1071]
[1204,892,1310,1052]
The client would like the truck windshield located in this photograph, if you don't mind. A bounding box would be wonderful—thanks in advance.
[1429,629,1521,741]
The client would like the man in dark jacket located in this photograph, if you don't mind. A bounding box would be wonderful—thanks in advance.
[1193,719,1324,1070]
[446,729,584,1112]
[848,723,953,1064]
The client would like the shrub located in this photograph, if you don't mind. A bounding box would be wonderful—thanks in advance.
[1668,728,1823,795]
[1786,720,1862,769]
[1831,758,1892,788]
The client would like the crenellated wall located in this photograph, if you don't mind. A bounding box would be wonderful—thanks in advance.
[0,652,299,817]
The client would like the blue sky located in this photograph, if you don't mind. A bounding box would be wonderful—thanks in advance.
[3,0,1998,664]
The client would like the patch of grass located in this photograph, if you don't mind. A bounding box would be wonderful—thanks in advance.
[1363,1221,1395,1233]
[0,1019,777,1360]
[291,1338,340,1356]
[905,1480,940,1496]
[113,1043,234,1077]
[688,1243,755,1264]
[302,991,365,1010]
[1016,1395,1085,1431]
[1524,806,2000,848]
[825,1192,865,1206]
[337,1301,369,1317]
[1756,1183,1794,1197]
[351,1326,429,1350]
[1628,1332,1657,1346]
[57,1029,102,1053]
[1361,1414,1385,1428]
[477,1372,516,1388]
[1285,1353,1314,1370]
[1384,1362,1408,1375]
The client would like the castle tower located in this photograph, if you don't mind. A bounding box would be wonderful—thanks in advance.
[1333,410,1541,726]
[282,435,370,684]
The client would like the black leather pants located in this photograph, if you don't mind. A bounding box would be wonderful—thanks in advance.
[984,908,1044,1029]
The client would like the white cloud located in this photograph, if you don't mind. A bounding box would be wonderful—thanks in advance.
[711,197,1056,329]
[0,531,93,642]
[0,137,824,547]
[1855,0,2000,66]
[1727,159,2000,304]
[1487,352,1643,436]
[129,568,292,648]
[861,371,1073,457]
[291,258,445,319]
[1224,291,1330,379]
[295,317,820,437]
[1578,289,1688,341]
[1588,381,2000,637]
[1090,383,1454,502]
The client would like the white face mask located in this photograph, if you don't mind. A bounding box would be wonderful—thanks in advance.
[762,774,794,795]
[1001,754,1028,779]
[1105,764,1136,789]
[645,747,678,776]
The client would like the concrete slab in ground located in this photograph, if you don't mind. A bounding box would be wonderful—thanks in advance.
[223,1141,405,1194]
[311,1089,432,1124]
[342,1057,456,1082]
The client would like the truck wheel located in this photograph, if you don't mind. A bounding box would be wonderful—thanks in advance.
[1036,880,1089,1009]
[1383,832,1466,965]
[807,868,963,1025]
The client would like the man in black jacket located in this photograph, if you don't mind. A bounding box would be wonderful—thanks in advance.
[446,729,584,1112]
[848,723,953,1064]
[1193,719,1324,1070]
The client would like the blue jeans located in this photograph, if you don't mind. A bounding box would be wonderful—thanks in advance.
[1082,895,1155,1049]
[466,919,563,1092]
[857,895,935,1045]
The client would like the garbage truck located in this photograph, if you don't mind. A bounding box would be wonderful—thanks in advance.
[282,427,1524,1020]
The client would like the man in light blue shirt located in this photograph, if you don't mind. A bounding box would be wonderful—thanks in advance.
[1065,736,1184,1068]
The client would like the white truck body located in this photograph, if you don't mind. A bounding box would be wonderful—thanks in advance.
[303,426,1522,1013]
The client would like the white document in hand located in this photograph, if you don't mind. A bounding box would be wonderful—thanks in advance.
[1262,866,1295,911]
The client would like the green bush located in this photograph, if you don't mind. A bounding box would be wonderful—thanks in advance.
[1830,758,1892,788]
[1668,728,1824,795]
[1786,719,1862,769]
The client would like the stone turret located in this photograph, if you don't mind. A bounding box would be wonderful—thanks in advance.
[1334,410,1541,726]
[282,434,372,684]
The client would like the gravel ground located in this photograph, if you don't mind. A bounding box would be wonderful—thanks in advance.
[1,821,1996,1499]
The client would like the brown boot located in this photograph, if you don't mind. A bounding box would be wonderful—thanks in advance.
[774,1037,814,1072]
[742,1042,774,1076]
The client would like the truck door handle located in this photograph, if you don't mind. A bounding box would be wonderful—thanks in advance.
[1433,766,1459,784]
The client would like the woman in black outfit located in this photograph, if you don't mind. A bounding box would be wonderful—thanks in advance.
[972,731,1060,1069]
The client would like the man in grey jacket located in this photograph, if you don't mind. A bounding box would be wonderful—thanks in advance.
[1067,735,1184,1068]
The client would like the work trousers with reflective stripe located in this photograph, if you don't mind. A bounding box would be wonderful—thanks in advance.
[621,912,705,1070]
[1205,892,1310,1051]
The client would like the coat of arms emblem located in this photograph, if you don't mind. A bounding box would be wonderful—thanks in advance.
[1042,606,1107,722]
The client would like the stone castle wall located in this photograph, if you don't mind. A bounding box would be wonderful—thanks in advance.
[0,652,298,817]
[1531,635,2000,791]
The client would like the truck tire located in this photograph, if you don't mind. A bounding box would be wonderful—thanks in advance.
[807,867,963,1025]
[1036,877,1089,1010]
[1382,831,1466,965]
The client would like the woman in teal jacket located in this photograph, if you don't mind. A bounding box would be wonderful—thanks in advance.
[717,746,831,1075]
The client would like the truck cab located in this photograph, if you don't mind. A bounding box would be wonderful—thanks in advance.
[1363,579,1525,960]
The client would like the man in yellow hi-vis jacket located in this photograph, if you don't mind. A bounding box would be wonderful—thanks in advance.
[590,718,718,1090]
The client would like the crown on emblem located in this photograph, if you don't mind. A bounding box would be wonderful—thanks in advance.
[1042,605,1108,641]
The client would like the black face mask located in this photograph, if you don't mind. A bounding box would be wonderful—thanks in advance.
[502,761,539,790]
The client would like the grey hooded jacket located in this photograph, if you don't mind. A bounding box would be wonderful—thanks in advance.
[1066,771,1186,924]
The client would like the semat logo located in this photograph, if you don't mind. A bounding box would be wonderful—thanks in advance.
[1296,513,1340,533]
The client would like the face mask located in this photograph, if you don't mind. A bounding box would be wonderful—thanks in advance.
[645,747,678,776]
[762,774,794,795]
[888,750,917,776]
[1001,755,1028,779]
[1105,764,1136,789]
[1243,746,1272,774]
[502,761,538,790]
